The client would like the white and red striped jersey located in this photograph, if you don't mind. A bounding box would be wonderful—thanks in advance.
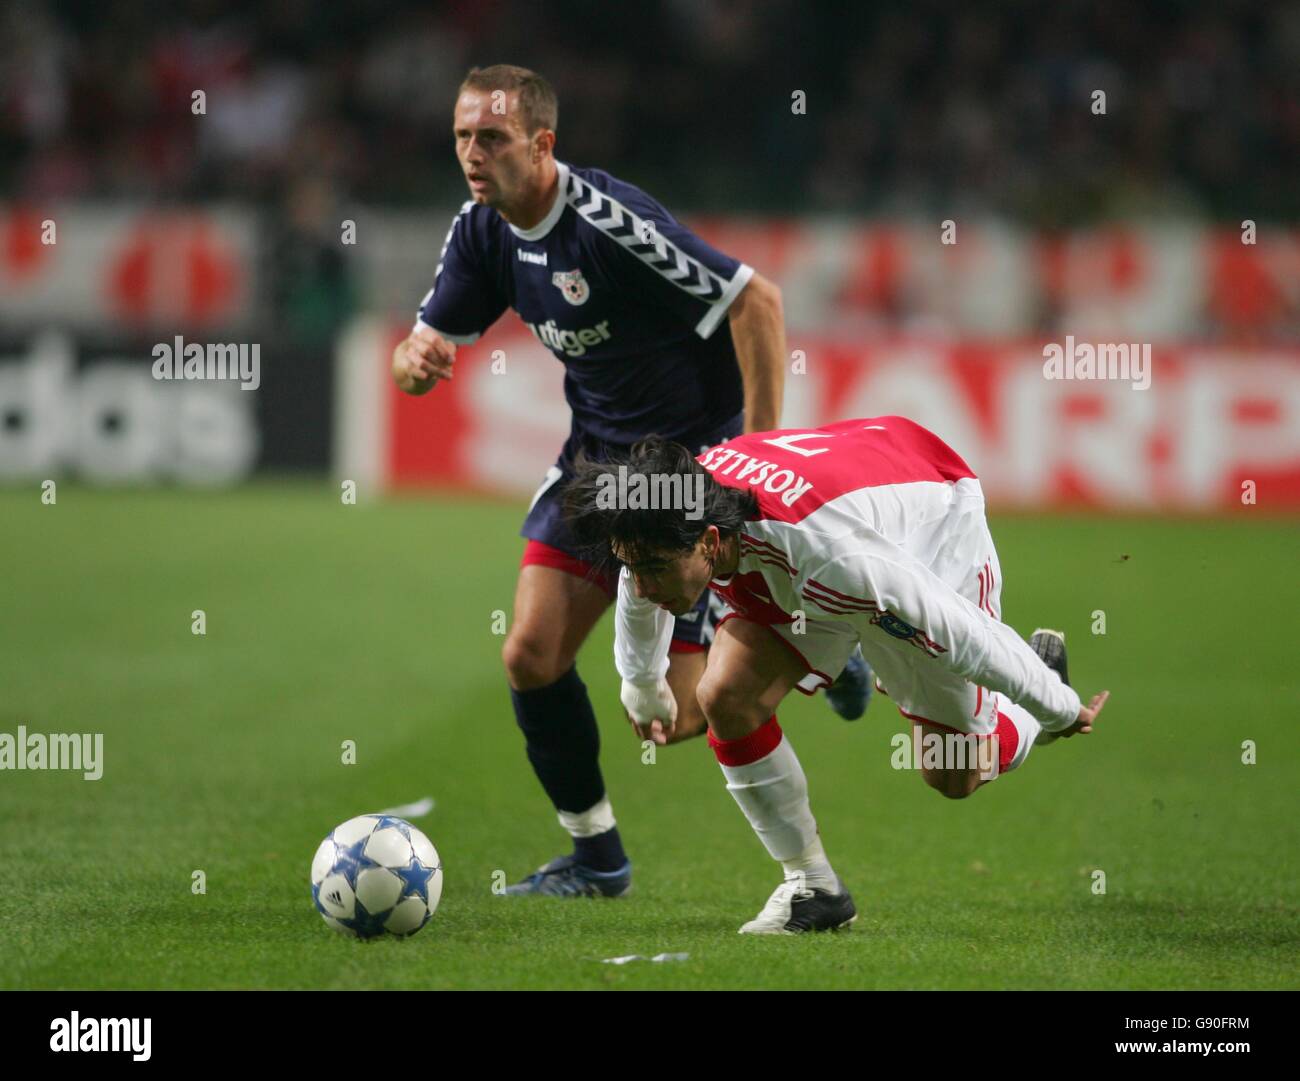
[614,416,1082,732]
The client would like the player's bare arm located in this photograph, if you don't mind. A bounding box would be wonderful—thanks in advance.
[392,326,456,395]
[728,272,786,433]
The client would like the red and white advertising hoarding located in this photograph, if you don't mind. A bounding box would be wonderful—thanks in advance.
[336,319,1300,511]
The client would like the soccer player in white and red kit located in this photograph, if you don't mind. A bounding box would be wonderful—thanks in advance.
[563,416,1110,933]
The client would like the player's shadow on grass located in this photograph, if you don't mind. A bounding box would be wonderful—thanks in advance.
[1069,898,1300,951]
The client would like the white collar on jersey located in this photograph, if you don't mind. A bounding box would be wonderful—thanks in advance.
[507,160,570,242]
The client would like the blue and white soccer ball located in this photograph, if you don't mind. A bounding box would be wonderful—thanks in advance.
[311,814,443,939]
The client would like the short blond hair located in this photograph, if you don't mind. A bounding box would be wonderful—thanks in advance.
[459,65,558,135]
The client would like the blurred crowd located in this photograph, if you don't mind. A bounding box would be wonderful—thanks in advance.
[2,0,1297,223]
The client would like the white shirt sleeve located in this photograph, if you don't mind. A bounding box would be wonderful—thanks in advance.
[613,566,675,684]
[801,533,1082,731]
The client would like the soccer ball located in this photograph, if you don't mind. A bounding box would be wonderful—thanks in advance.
[311,814,443,938]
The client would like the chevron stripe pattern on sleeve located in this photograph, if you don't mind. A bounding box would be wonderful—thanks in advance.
[567,172,728,306]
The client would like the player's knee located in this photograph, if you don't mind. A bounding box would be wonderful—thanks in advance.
[696,676,764,740]
[920,767,982,800]
[502,631,571,691]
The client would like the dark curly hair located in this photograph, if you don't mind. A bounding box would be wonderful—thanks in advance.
[562,437,758,581]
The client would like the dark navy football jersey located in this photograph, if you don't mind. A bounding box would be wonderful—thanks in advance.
[414,160,752,446]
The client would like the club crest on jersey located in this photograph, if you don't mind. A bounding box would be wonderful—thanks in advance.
[871,612,947,658]
[552,269,590,306]
[876,613,916,639]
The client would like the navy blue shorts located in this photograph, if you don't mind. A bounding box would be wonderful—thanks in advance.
[519,414,742,651]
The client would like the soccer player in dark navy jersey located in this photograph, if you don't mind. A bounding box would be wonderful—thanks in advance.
[392,64,868,898]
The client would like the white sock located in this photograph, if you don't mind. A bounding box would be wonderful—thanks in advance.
[557,794,616,838]
[715,730,837,891]
[780,835,837,892]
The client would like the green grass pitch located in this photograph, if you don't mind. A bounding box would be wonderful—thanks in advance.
[1,482,1297,989]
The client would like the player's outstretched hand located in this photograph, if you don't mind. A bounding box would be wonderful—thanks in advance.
[620,678,678,746]
[392,326,456,395]
[1060,689,1109,737]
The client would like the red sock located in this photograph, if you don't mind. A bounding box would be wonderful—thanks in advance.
[994,710,1020,774]
[708,716,782,766]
